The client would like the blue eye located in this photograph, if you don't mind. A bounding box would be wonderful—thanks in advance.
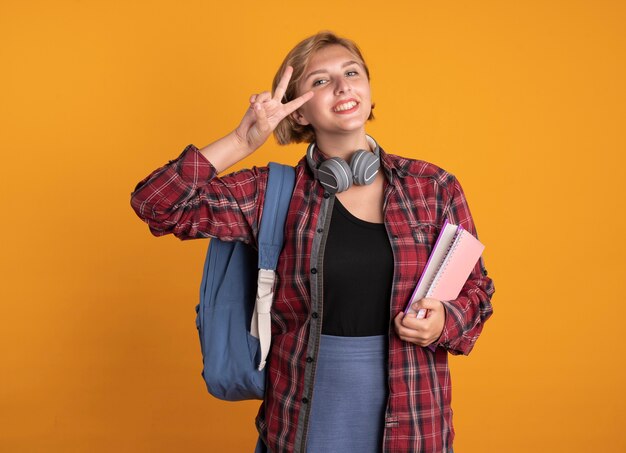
[346,70,358,77]
[313,79,328,87]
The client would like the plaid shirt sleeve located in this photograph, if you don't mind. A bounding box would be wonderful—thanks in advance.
[436,175,495,355]
[130,144,268,243]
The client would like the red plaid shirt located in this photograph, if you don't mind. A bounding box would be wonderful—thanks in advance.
[131,142,494,453]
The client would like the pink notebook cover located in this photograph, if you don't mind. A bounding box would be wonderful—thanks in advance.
[405,222,485,315]
[403,222,484,351]
[426,229,485,301]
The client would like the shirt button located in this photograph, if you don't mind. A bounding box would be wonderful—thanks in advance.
[302,397,309,404]
[311,268,317,274]
[311,312,319,319]
[323,192,330,199]
[306,356,314,363]
[317,228,323,233]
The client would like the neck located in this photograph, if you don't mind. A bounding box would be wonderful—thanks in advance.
[314,130,370,161]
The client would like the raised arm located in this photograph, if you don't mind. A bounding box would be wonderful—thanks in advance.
[130,67,313,240]
[198,66,313,173]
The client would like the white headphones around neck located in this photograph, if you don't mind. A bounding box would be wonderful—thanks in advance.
[306,135,380,194]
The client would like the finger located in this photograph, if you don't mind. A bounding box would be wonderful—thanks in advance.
[423,297,443,309]
[400,324,431,343]
[273,66,293,101]
[412,297,442,312]
[393,312,410,335]
[394,313,421,336]
[411,304,430,321]
[401,314,423,330]
[398,326,428,344]
[394,316,429,345]
[250,94,257,104]
[282,91,314,116]
[239,104,256,130]
[253,102,270,134]
[395,323,418,340]
[256,91,272,103]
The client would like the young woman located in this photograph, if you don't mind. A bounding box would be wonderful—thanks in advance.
[131,31,494,453]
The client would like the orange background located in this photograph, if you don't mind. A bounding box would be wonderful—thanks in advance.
[1,0,625,451]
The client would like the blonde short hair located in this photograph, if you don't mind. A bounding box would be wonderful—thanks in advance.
[272,31,375,145]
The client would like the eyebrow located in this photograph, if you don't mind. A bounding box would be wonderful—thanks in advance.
[303,60,361,82]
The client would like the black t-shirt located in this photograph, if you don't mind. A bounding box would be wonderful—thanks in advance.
[322,198,394,336]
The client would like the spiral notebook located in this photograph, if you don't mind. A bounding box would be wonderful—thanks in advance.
[405,220,485,317]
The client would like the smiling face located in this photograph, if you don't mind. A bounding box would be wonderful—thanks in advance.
[291,44,372,141]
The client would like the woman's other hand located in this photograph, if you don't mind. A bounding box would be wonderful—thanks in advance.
[394,298,446,347]
[235,66,313,153]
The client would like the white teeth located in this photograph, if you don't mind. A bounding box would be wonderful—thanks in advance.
[334,101,357,112]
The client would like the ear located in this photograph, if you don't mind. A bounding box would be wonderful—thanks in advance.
[291,109,310,126]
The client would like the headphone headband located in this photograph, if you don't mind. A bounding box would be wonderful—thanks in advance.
[306,135,381,194]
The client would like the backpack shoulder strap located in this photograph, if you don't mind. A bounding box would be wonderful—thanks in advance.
[251,163,295,370]
[258,163,296,270]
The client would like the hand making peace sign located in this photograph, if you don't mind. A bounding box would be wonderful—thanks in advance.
[234,66,314,153]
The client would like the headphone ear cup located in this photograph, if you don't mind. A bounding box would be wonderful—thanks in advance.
[350,150,380,186]
[317,157,353,193]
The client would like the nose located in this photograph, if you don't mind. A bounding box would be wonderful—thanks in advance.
[334,77,351,95]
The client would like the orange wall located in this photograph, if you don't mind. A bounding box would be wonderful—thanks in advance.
[1,0,625,451]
